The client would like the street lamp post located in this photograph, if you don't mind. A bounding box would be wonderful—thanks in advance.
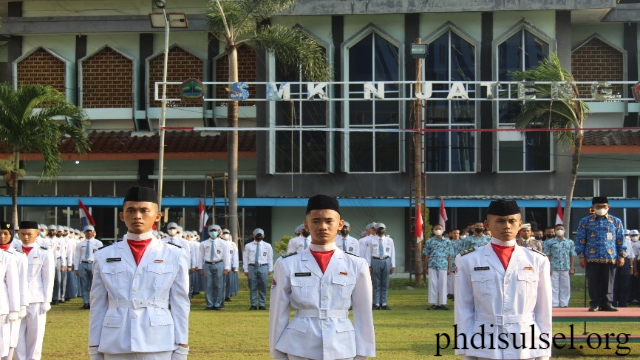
[149,1,188,219]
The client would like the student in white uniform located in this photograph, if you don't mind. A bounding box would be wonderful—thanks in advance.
[269,195,375,360]
[0,222,21,359]
[222,228,240,300]
[366,223,396,310]
[74,225,104,309]
[334,221,360,256]
[15,221,55,360]
[287,225,310,254]
[0,221,28,360]
[198,225,230,310]
[88,186,190,360]
[454,200,552,360]
[243,229,273,310]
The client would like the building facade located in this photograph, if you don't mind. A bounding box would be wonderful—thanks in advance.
[1,0,640,271]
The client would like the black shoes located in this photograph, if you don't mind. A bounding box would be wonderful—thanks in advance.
[225,297,231,302]
[601,304,618,312]
[427,305,438,310]
[81,304,90,309]
[439,305,450,310]
[259,306,267,310]
[204,307,214,310]
[427,305,449,310]
[588,305,599,312]
[373,305,380,310]
[249,306,257,310]
[380,305,391,310]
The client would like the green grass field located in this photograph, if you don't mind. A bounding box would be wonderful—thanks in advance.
[43,276,640,359]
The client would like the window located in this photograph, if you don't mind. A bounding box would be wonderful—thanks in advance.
[497,27,552,172]
[273,30,330,174]
[424,29,477,172]
[346,29,402,173]
[57,181,90,196]
[574,178,625,198]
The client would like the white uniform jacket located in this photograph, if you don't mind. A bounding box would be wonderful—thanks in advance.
[5,247,29,309]
[228,241,239,270]
[161,236,192,269]
[88,237,190,354]
[243,241,274,273]
[74,238,104,270]
[198,238,230,271]
[24,244,55,304]
[189,241,199,269]
[65,236,76,268]
[365,236,396,267]
[269,247,375,360]
[334,235,360,255]
[0,250,20,318]
[454,244,552,359]
[358,236,371,258]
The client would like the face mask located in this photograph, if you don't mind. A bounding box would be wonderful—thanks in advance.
[340,229,349,236]
[376,228,386,236]
[255,235,263,241]
[433,229,443,236]
[632,236,639,242]
[40,232,46,237]
[595,208,608,216]
[460,235,467,239]
[56,233,61,237]
[167,229,177,236]
[301,230,310,238]
[209,231,218,238]
[223,234,231,240]
[555,230,565,237]
[535,236,542,241]
[545,234,554,239]
[474,228,483,233]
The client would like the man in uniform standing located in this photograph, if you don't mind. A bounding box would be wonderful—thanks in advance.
[366,223,395,310]
[16,221,55,360]
[455,200,552,359]
[199,225,230,310]
[576,196,626,312]
[447,229,461,300]
[335,221,359,256]
[74,225,104,309]
[88,186,189,360]
[542,224,576,308]
[222,229,239,301]
[269,195,375,359]
[243,229,273,310]
[287,225,310,254]
[423,224,452,310]
[1,221,28,360]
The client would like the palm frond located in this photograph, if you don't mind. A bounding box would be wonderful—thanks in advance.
[252,24,332,82]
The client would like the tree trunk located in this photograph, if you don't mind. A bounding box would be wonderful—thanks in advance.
[227,45,239,247]
[564,128,583,233]
[11,151,19,229]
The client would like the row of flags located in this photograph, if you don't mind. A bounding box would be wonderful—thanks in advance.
[415,199,565,242]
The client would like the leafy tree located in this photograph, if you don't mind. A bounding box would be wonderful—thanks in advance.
[274,235,293,257]
[510,53,590,231]
[0,84,90,227]
[207,0,332,244]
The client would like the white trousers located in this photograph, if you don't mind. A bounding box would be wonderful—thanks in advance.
[0,323,9,358]
[551,270,571,307]
[428,269,447,305]
[447,272,455,295]
[15,304,47,360]
[104,351,172,360]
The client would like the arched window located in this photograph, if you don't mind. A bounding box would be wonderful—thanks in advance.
[344,26,402,173]
[496,23,552,172]
[424,26,478,172]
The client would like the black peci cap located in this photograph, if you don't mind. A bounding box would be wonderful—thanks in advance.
[486,200,521,216]
[592,196,608,205]
[19,221,39,230]
[123,186,158,205]
[306,195,340,215]
[0,222,12,231]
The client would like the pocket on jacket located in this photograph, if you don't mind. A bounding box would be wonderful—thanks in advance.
[290,277,318,302]
[332,276,357,299]
[470,272,495,296]
[286,318,310,333]
[147,263,174,289]
[517,271,538,296]
[149,314,174,327]
[102,264,127,288]
[335,319,355,333]
[103,315,124,328]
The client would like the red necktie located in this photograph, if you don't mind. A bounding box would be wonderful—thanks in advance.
[22,246,33,256]
[0,244,10,251]
[310,249,335,273]
[491,242,515,269]
[127,239,152,265]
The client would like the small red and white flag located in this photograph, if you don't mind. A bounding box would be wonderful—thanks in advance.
[555,199,564,225]
[439,199,448,230]
[199,199,209,232]
[415,205,423,243]
[78,200,95,229]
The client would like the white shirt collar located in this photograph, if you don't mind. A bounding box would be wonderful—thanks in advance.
[309,243,336,251]
[126,231,154,241]
[491,237,516,247]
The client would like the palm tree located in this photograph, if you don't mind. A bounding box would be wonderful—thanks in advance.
[0,83,90,227]
[510,53,590,231]
[207,0,332,243]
